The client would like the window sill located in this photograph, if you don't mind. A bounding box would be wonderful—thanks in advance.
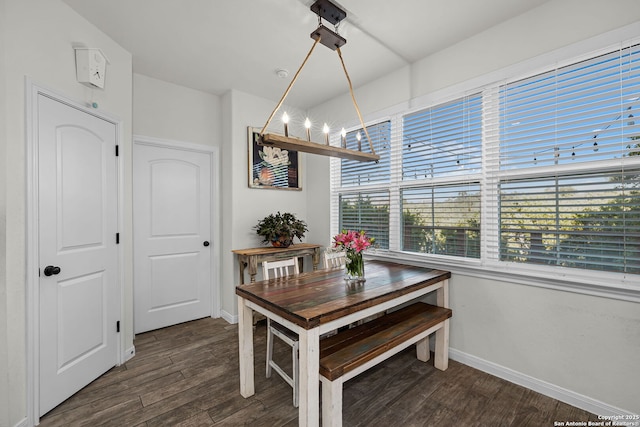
[366,251,640,303]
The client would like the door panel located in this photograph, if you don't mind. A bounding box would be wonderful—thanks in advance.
[151,161,200,236]
[38,95,118,416]
[58,272,106,368]
[150,252,199,307]
[134,143,212,333]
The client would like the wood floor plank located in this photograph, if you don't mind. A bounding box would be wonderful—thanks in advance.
[37,317,600,427]
[172,411,216,427]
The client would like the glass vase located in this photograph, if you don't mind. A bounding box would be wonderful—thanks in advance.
[344,250,365,286]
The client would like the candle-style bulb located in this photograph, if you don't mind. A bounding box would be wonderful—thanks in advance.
[356,131,362,150]
[282,112,289,137]
[341,128,346,148]
[305,118,311,141]
[323,123,330,145]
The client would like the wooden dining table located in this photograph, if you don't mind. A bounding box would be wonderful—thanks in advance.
[235,259,451,427]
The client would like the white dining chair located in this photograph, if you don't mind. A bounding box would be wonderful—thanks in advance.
[262,257,300,407]
[323,248,346,269]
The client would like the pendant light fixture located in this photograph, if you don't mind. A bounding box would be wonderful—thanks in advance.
[257,0,380,163]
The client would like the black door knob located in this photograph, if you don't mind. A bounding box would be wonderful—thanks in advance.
[203,241,210,247]
[44,265,61,276]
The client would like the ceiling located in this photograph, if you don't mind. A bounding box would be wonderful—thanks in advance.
[62,0,550,110]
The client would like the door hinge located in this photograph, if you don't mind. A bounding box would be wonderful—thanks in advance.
[116,233,120,244]
[116,321,120,333]
[38,268,41,277]
[115,145,119,156]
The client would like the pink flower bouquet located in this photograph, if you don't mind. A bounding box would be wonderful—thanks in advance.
[332,230,375,282]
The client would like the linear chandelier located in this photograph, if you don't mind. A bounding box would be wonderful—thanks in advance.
[257,0,380,163]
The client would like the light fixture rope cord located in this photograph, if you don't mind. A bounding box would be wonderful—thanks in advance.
[336,47,376,156]
[260,37,321,136]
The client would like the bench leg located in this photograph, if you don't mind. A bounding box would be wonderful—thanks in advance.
[416,337,430,362]
[434,319,450,371]
[320,376,342,427]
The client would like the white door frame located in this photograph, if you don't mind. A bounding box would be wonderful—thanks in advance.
[25,80,125,425]
[133,134,221,331]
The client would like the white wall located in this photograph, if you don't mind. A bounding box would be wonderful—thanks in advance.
[133,74,221,147]
[449,274,640,414]
[0,0,9,424]
[0,0,132,425]
[219,90,309,320]
[308,0,640,415]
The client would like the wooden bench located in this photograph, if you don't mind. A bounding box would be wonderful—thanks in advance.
[319,302,453,426]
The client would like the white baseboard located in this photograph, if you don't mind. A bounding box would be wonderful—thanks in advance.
[122,345,135,363]
[13,417,28,427]
[220,309,237,324]
[449,348,634,417]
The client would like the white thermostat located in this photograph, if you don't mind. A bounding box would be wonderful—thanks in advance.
[74,48,109,89]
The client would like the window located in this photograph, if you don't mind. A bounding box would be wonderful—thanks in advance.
[335,122,391,249]
[403,95,482,180]
[498,44,640,274]
[331,37,640,287]
[339,191,390,249]
[401,185,480,257]
[401,94,482,258]
[340,121,391,187]
[499,171,640,274]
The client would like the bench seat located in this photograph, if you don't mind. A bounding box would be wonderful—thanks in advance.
[319,302,452,426]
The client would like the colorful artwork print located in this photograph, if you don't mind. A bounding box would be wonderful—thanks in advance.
[248,127,300,190]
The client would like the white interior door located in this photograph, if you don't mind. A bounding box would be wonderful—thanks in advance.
[38,94,119,416]
[133,141,212,333]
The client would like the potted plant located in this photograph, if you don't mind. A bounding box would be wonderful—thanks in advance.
[254,211,308,248]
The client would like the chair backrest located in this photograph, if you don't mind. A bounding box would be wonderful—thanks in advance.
[324,249,346,269]
[262,257,300,279]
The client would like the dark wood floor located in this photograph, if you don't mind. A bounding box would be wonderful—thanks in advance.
[39,317,598,426]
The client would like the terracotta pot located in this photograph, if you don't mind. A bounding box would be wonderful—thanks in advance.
[271,236,293,248]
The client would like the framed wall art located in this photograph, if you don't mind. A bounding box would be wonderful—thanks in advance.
[247,127,301,190]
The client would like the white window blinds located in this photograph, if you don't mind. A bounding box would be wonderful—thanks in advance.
[335,122,392,249]
[339,191,390,249]
[403,94,483,179]
[401,184,481,258]
[500,44,640,169]
[341,121,391,187]
[499,171,640,274]
[399,93,483,258]
[499,43,640,274]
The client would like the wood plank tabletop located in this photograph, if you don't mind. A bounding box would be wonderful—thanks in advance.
[235,260,450,329]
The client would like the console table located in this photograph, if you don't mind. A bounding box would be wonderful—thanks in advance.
[232,243,322,284]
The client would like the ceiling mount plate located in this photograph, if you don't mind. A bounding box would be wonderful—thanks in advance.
[310,0,346,25]
[311,24,346,50]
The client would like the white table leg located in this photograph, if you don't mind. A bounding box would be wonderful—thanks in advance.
[298,327,320,427]
[238,295,255,397]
